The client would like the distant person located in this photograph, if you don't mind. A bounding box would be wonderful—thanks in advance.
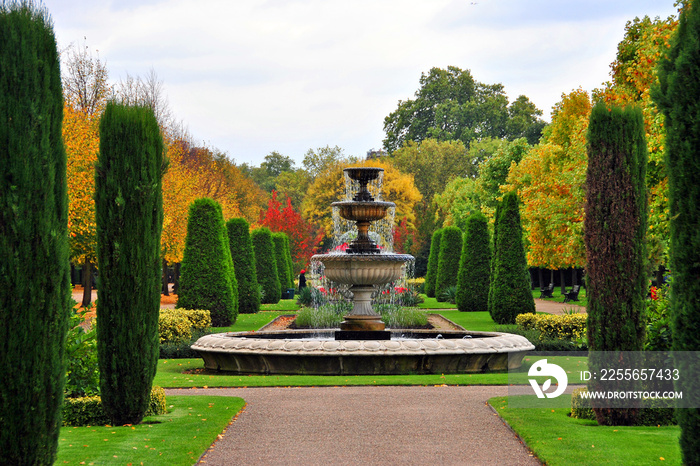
[298,269,307,290]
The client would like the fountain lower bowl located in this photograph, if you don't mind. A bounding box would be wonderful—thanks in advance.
[191,329,535,375]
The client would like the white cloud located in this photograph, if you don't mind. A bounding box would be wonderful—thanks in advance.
[44,0,679,165]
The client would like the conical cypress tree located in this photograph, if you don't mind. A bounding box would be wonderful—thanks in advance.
[177,198,238,326]
[272,232,292,291]
[456,212,491,312]
[226,218,261,314]
[435,226,463,302]
[585,102,647,426]
[424,229,443,297]
[488,192,535,324]
[655,4,700,458]
[95,102,164,426]
[0,4,71,462]
[251,227,281,304]
[283,234,295,287]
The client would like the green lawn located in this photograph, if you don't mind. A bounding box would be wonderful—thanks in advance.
[491,395,681,465]
[153,355,588,389]
[260,299,300,312]
[532,287,588,308]
[417,296,458,309]
[56,395,245,465]
[212,310,292,333]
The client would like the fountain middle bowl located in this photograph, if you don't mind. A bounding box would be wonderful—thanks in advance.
[312,252,414,285]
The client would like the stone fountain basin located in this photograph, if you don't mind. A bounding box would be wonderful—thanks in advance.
[191,329,535,375]
[313,253,414,285]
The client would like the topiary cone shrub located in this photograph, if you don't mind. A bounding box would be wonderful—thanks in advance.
[226,218,261,314]
[283,234,295,287]
[251,227,281,304]
[456,211,491,312]
[272,232,292,291]
[96,102,165,426]
[177,198,238,327]
[0,3,71,462]
[424,229,443,298]
[488,192,535,324]
[435,226,463,302]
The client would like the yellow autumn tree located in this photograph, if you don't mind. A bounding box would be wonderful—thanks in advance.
[302,159,422,241]
[503,88,591,272]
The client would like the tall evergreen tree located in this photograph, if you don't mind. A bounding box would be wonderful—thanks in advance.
[0,3,71,462]
[654,3,700,459]
[251,227,281,304]
[226,218,261,314]
[177,198,238,326]
[456,212,491,312]
[424,229,443,297]
[272,232,292,290]
[585,102,647,426]
[488,192,535,324]
[435,226,463,301]
[95,102,164,426]
[283,234,295,286]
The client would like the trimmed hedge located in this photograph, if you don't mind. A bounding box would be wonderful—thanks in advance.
[424,229,443,298]
[0,4,71,462]
[456,211,491,312]
[226,218,261,314]
[96,102,164,427]
[251,227,281,304]
[63,387,167,427]
[178,198,238,326]
[435,226,463,302]
[158,309,211,344]
[488,192,535,324]
[571,388,676,426]
[515,313,587,341]
[654,4,700,461]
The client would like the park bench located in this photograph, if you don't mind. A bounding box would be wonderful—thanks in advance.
[563,285,581,303]
[539,283,554,299]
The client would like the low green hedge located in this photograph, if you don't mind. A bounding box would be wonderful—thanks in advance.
[159,309,211,344]
[570,387,676,426]
[63,386,167,427]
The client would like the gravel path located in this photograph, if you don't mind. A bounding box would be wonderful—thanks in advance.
[167,386,541,465]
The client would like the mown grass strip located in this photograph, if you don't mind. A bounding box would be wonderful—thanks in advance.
[491,395,681,465]
[153,355,588,388]
[56,395,245,466]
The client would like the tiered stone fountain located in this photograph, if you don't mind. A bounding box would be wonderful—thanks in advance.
[313,167,413,340]
[191,167,534,375]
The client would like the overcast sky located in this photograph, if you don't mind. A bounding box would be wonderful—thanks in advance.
[42,0,678,166]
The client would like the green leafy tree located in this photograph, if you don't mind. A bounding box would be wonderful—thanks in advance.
[488,192,535,324]
[456,212,491,312]
[585,102,647,426]
[177,198,238,326]
[95,102,164,426]
[424,229,443,297]
[383,66,545,152]
[251,227,281,304]
[0,3,71,462]
[226,218,261,314]
[654,4,700,459]
[435,226,463,302]
[272,232,292,290]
